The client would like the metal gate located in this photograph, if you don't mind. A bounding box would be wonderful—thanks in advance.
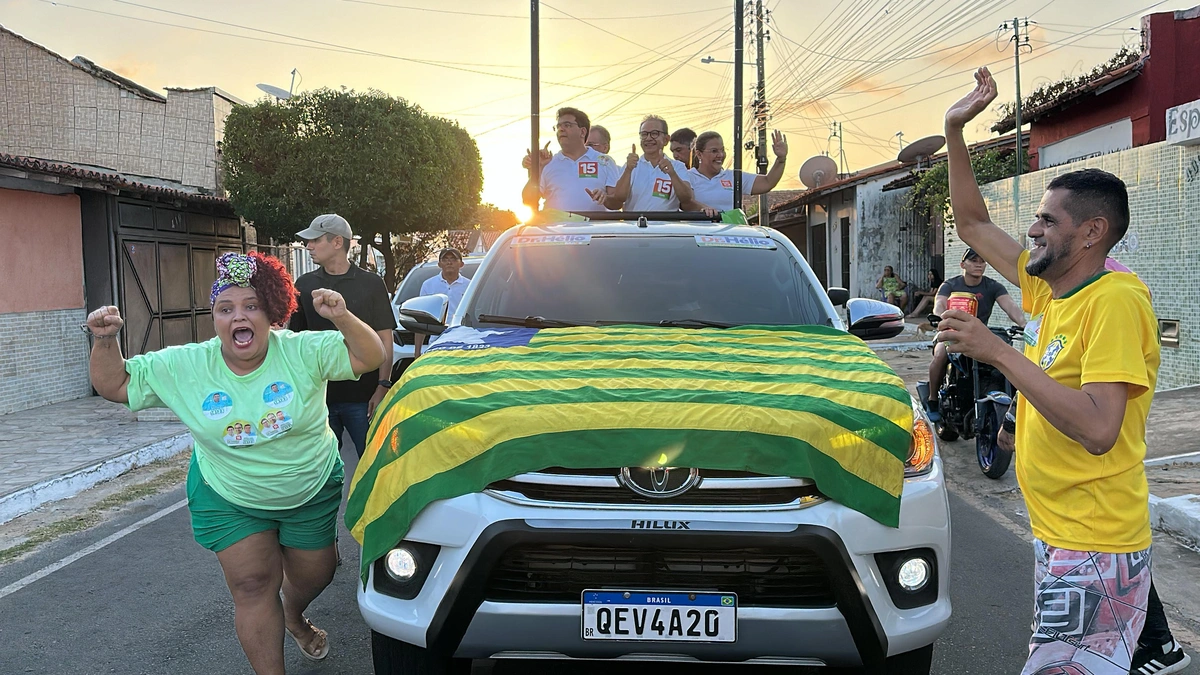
[895,206,941,303]
[115,200,243,357]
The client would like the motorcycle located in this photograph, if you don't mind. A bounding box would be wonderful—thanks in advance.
[916,319,1024,479]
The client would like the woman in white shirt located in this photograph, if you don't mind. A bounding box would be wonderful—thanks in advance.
[687,130,789,212]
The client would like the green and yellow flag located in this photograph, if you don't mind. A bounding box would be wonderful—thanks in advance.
[346,324,913,581]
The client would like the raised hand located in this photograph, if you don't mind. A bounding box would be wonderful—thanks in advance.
[312,288,349,321]
[625,144,640,171]
[523,141,552,170]
[946,67,998,131]
[86,306,124,337]
[657,155,677,176]
[771,129,788,159]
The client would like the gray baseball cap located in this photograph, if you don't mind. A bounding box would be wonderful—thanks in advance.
[296,213,353,241]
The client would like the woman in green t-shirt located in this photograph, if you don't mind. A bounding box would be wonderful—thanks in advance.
[85,252,385,672]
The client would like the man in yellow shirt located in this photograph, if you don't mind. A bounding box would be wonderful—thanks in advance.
[935,68,1160,675]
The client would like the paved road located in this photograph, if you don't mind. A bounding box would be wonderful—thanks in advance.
[0,443,1196,675]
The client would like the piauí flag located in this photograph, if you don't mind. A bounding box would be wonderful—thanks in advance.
[345,324,913,582]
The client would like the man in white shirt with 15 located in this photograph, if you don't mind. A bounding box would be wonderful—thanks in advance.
[594,115,699,212]
[522,107,620,212]
[687,129,788,212]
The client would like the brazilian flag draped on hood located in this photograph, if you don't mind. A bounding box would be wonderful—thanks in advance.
[345,324,913,582]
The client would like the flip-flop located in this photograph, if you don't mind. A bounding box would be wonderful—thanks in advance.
[286,618,330,661]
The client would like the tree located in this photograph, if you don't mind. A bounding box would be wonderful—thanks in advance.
[905,148,1024,229]
[221,88,483,290]
[474,202,519,231]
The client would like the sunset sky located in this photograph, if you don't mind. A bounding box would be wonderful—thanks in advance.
[0,0,1177,215]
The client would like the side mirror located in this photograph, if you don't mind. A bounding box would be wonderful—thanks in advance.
[827,286,850,307]
[398,294,449,335]
[846,298,905,340]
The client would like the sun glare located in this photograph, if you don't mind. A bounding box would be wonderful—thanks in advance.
[515,204,535,223]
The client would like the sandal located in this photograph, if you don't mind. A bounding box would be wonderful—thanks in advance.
[286,618,330,661]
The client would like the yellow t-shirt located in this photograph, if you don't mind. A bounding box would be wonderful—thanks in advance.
[1016,249,1159,553]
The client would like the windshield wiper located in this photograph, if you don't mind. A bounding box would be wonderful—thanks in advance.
[476,314,590,328]
[595,318,738,329]
[656,318,737,329]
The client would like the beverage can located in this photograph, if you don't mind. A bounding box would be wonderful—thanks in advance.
[947,291,978,317]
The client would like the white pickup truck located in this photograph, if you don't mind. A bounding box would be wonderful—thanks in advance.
[362,212,950,674]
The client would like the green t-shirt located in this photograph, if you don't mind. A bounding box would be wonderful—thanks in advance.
[125,330,356,510]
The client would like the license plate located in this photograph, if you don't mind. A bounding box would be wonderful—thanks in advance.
[581,590,737,643]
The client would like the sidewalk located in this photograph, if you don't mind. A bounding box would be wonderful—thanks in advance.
[874,346,1200,548]
[0,397,190,525]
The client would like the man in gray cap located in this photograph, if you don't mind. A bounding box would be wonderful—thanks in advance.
[289,214,396,457]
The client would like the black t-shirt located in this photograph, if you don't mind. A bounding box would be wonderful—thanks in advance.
[936,275,1009,325]
[289,264,396,403]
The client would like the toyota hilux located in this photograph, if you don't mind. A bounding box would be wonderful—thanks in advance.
[357,211,949,674]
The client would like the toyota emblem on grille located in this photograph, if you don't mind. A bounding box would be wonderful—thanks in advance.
[619,466,701,498]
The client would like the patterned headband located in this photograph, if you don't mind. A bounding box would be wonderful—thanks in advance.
[210,253,257,306]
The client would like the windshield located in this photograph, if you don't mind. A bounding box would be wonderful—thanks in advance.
[466,235,830,328]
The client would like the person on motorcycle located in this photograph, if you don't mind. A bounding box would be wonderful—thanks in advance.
[926,247,1026,416]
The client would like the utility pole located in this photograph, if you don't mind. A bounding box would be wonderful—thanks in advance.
[754,0,770,226]
[530,0,541,210]
[733,0,745,211]
[829,121,845,175]
[1002,17,1031,240]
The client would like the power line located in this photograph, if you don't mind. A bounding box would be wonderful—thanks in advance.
[340,0,729,21]
[34,0,715,98]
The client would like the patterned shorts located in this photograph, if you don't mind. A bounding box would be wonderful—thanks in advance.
[1022,540,1153,675]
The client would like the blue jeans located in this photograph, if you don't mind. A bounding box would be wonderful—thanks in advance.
[327,401,370,458]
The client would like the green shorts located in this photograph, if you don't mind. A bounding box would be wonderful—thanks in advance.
[186,454,345,552]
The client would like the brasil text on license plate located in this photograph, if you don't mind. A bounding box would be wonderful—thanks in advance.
[581,591,737,642]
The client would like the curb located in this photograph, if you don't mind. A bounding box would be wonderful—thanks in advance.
[870,341,933,353]
[0,433,192,526]
[1151,494,1200,548]
[1145,451,1200,467]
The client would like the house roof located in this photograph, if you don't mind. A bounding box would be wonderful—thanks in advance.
[991,55,1148,134]
[751,132,1026,222]
[0,152,232,208]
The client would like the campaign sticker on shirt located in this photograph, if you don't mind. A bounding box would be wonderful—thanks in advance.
[263,382,294,407]
[578,161,599,178]
[510,234,592,247]
[1024,314,1043,347]
[694,235,777,250]
[652,177,673,199]
[720,179,733,189]
[201,392,232,420]
[258,409,294,440]
[222,420,258,447]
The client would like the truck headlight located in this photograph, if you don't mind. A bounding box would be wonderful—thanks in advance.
[905,401,936,476]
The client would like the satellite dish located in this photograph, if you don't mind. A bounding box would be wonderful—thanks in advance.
[799,155,839,188]
[256,83,292,100]
[897,134,945,164]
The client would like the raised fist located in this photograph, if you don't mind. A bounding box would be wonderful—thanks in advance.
[312,288,348,320]
[86,306,124,337]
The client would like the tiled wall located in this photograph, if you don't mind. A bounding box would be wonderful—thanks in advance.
[0,31,218,190]
[945,140,1200,391]
[0,309,91,415]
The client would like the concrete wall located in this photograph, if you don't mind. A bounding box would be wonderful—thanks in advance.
[949,140,1200,391]
[0,30,221,190]
[0,188,83,312]
[0,308,91,415]
[856,180,904,299]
